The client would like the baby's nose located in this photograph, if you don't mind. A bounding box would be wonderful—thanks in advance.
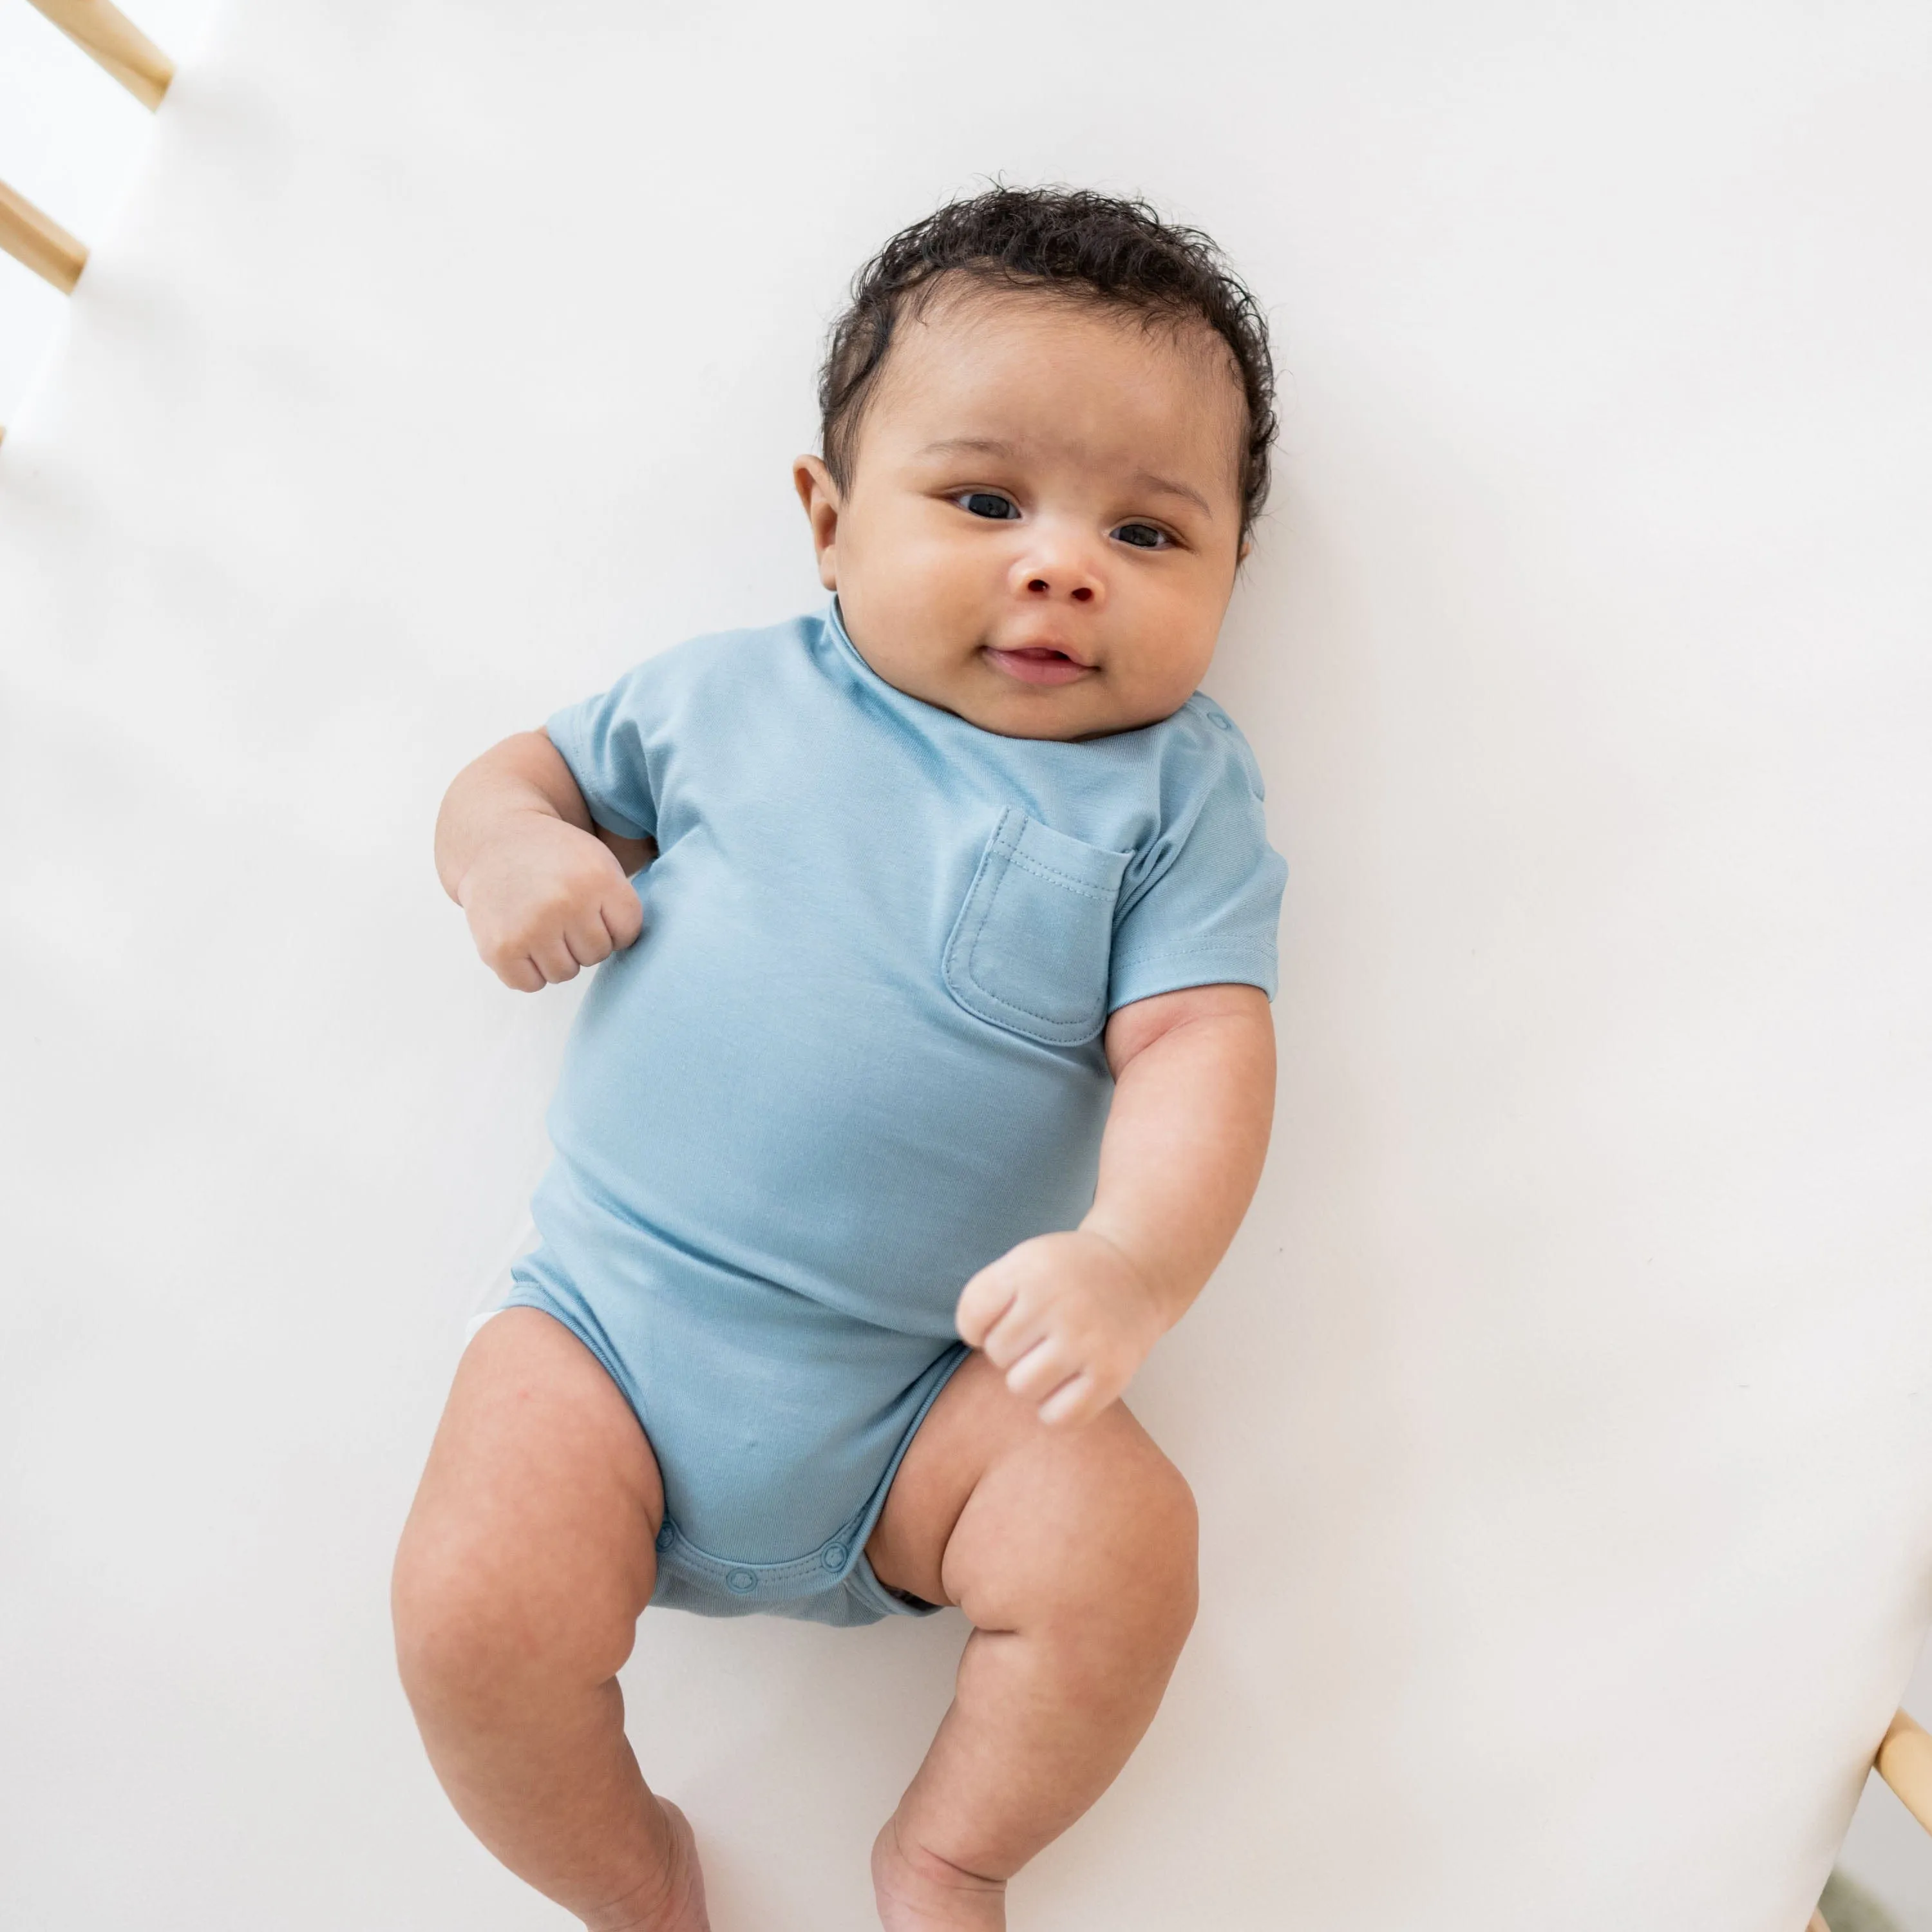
[1025,575,1095,604]
[1012,534,1104,606]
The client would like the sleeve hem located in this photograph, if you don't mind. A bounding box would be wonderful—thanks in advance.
[588,806,652,841]
[543,708,652,842]
[1108,943,1279,1010]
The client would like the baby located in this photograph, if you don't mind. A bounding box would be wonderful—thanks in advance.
[393,185,1288,1931]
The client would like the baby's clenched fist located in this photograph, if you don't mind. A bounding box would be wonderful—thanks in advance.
[457,812,644,992]
[954,1229,1170,1428]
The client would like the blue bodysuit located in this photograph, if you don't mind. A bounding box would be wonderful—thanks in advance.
[504,601,1287,1625]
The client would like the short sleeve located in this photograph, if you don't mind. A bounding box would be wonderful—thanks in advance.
[1107,706,1288,1010]
[544,658,673,842]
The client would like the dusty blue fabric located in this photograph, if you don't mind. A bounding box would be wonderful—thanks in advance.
[506,601,1287,1624]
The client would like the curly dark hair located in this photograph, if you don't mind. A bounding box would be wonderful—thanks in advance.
[819,184,1277,542]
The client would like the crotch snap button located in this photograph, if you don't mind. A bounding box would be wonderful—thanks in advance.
[726,1569,756,1594]
[654,1524,675,1552]
[822,1543,848,1571]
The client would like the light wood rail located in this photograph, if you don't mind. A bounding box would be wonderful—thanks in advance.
[0,175,88,292]
[23,0,173,109]
[0,0,171,440]
[1814,1707,1932,1932]
[1877,1708,1932,1834]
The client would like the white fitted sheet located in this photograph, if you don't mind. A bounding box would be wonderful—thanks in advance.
[2,4,1930,1926]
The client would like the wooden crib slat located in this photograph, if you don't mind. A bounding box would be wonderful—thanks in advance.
[23,0,173,110]
[0,175,88,293]
[1877,1708,1932,1835]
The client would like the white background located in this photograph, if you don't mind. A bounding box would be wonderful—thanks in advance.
[3,4,1929,1927]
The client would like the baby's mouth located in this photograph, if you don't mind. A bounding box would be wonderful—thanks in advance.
[982,644,1094,688]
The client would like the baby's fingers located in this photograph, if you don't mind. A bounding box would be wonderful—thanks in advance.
[562,909,618,969]
[601,886,645,951]
[494,953,547,994]
[979,1293,1065,1373]
[1003,1332,1075,1401]
[488,939,575,989]
[1036,1370,1104,1429]
[954,1267,1018,1349]
[527,933,583,985]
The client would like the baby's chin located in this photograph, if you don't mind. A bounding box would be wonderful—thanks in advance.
[849,619,1172,739]
[938,663,1170,744]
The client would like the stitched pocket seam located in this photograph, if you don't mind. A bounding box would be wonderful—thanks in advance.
[966,847,1079,1025]
[943,810,1124,1043]
[992,836,1117,901]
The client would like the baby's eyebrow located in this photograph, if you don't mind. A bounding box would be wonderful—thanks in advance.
[918,436,1019,460]
[1130,471,1214,518]
[916,437,1215,518]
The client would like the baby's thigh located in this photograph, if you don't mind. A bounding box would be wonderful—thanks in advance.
[393,1307,665,1694]
[868,1352,1198,1630]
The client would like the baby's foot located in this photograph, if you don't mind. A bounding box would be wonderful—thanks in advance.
[598,1799,710,1932]
[871,1817,1006,1931]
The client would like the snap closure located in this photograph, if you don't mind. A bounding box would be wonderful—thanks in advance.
[822,1543,848,1571]
[654,1524,675,1552]
[726,1569,756,1594]
[1209,710,1231,730]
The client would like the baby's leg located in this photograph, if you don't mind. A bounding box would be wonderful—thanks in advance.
[391,1308,708,1932]
[863,1351,1199,1930]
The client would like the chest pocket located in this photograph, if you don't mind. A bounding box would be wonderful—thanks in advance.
[943,809,1130,1046]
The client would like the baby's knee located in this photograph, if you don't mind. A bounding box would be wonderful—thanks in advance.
[1040,1435,1199,1653]
[1116,1449,1200,1647]
[1139,1448,1199,1558]
[391,1535,511,1724]
[391,1521,641,1723]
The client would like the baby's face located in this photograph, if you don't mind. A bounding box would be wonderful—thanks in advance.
[795,286,1249,741]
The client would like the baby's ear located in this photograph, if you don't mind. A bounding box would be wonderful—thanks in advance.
[791,453,834,511]
[792,455,842,590]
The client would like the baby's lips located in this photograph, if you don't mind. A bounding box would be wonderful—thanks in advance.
[983,645,1094,687]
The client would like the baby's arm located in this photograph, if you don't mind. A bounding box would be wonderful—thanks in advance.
[954,983,1276,1428]
[435,730,655,991]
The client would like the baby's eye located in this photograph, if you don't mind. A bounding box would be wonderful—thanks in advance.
[1112,522,1172,550]
[956,491,1021,520]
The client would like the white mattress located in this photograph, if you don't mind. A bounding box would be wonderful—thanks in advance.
[2,4,1929,1927]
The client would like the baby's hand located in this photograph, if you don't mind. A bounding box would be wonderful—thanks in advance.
[954,1229,1170,1428]
[457,811,645,992]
